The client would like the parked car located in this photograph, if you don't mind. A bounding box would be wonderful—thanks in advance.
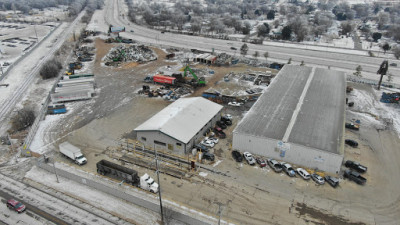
[221,118,232,125]
[223,114,232,120]
[216,121,227,129]
[345,139,358,147]
[345,122,359,130]
[256,157,267,167]
[231,150,243,162]
[311,173,325,185]
[228,102,242,107]
[267,158,282,172]
[203,152,215,161]
[200,139,215,148]
[344,160,367,173]
[390,63,397,67]
[343,169,367,185]
[6,199,26,213]
[325,176,339,188]
[230,47,237,50]
[207,137,219,144]
[243,152,256,165]
[296,168,311,180]
[194,144,208,152]
[281,163,296,177]
[213,127,226,139]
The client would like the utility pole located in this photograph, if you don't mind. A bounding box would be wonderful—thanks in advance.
[216,202,223,225]
[52,158,60,183]
[154,145,164,224]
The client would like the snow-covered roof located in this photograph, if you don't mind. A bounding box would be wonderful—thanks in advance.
[135,97,223,143]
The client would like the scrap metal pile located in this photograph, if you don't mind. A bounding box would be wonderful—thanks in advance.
[138,85,192,100]
[104,45,157,66]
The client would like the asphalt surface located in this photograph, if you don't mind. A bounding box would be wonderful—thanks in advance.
[105,0,400,77]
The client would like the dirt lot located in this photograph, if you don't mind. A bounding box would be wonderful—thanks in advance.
[45,39,400,225]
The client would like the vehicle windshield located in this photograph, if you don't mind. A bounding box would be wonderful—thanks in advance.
[76,155,85,160]
[275,164,282,168]
[15,202,23,208]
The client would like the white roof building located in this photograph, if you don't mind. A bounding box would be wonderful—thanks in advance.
[135,97,223,153]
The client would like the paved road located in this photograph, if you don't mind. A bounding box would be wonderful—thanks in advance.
[105,0,400,77]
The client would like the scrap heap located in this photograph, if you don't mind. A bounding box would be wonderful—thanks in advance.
[104,45,157,66]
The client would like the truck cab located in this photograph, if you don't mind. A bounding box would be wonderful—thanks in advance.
[75,153,87,165]
[140,173,159,193]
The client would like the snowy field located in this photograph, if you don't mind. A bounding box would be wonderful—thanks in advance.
[0,21,59,72]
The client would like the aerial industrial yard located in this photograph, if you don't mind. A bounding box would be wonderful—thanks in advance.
[1,0,400,225]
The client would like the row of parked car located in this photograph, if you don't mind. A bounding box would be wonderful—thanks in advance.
[231,150,340,187]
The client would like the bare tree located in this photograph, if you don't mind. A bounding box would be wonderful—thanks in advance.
[263,52,269,62]
[240,44,248,56]
[354,65,362,77]
[40,59,62,79]
[253,51,259,60]
[392,45,400,59]
[10,107,36,134]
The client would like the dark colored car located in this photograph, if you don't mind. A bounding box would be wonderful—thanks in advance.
[256,158,267,167]
[325,176,339,188]
[230,47,237,50]
[221,117,232,125]
[345,122,359,130]
[345,139,358,147]
[194,144,209,152]
[231,150,243,162]
[344,160,367,173]
[203,152,215,161]
[216,121,227,129]
[7,199,26,213]
[344,170,367,185]
[214,127,226,139]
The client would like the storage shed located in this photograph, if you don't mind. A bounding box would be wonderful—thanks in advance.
[233,65,346,174]
[134,97,223,154]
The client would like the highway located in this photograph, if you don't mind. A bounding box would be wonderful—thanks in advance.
[105,0,399,78]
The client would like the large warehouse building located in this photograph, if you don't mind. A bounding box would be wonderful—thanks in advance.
[233,65,346,174]
[134,97,223,154]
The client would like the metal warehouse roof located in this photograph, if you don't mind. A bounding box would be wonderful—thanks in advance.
[134,97,223,144]
[234,65,345,154]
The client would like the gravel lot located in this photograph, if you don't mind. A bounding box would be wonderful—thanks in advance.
[39,38,400,225]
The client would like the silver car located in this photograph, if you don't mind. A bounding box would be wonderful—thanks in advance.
[311,173,325,185]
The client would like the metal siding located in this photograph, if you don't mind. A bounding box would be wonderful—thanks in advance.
[233,132,343,173]
[137,131,185,155]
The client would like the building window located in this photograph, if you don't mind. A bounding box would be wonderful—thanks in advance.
[154,140,166,146]
[168,144,173,150]
[176,143,182,146]
[141,137,147,141]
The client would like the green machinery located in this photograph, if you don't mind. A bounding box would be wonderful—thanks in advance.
[113,50,126,62]
[183,66,206,87]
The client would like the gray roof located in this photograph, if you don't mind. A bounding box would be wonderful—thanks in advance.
[234,65,345,154]
[135,97,223,143]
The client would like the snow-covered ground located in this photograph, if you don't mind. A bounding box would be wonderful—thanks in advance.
[25,165,160,224]
[0,22,59,71]
[347,85,400,137]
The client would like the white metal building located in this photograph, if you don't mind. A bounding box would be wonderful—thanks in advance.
[233,65,346,174]
[134,97,223,154]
